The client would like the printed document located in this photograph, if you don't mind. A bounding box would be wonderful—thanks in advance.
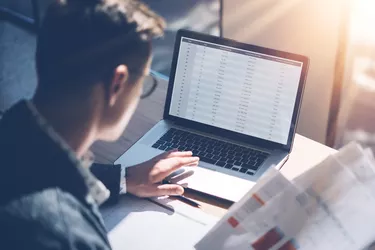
[196,143,375,250]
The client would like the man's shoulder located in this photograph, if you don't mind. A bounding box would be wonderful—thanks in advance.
[2,187,83,220]
[0,188,111,250]
[0,188,88,232]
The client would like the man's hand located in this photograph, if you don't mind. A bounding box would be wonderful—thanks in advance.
[126,150,199,198]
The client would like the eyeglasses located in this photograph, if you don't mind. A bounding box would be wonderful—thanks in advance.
[140,72,158,99]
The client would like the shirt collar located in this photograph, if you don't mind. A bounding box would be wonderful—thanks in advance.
[25,101,110,205]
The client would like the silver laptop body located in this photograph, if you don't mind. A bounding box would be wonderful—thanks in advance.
[115,30,309,202]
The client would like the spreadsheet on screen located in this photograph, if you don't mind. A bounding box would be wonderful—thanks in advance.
[169,37,303,145]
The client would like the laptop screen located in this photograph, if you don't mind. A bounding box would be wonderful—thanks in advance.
[169,37,304,145]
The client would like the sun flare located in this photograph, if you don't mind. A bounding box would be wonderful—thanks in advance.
[350,0,375,43]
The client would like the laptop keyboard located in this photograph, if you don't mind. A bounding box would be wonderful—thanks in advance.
[152,128,270,176]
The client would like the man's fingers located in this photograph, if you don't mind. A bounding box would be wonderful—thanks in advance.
[154,184,184,196]
[154,149,178,161]
[153,150,194,162]
[184,161,199,167]
[137,184,184,197]
[152,150,195,166]
[167,156,200,168]
[150,156,199,183]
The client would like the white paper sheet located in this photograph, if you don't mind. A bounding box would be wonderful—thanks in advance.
[196,143,375,250]
[102,195,217,250]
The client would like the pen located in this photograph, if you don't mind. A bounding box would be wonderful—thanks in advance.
[162,179,201,208]
[173,195,201,208]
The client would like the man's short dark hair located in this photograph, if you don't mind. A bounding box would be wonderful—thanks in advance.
[36,0,165,93]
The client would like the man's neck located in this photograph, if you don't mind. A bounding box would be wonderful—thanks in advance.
[32,94,98,158]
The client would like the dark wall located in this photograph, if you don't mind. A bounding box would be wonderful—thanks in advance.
[1,0,221,76]
[0,0,33,16]
[143,0,221,75]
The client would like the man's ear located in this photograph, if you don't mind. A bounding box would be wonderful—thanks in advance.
[109,65,129,106]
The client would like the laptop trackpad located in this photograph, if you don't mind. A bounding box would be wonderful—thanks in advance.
[168,166,255,202]
[118,144,256,202]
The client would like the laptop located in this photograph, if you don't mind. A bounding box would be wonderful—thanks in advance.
[115,30,309,202]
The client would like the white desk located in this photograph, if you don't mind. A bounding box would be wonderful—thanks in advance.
[92,73,336,248]
[99,133,336,220]
[282,134,336,180]
[99,134,336,250]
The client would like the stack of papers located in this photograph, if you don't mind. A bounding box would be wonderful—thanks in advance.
[196,143,375,250]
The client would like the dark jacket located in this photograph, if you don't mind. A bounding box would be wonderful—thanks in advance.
[0,101,121,249]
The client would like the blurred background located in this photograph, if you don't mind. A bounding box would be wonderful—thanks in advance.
[0,0,221,108]
[1,0,375,151]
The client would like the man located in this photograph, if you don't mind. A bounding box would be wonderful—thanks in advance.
[0,0,199,249]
